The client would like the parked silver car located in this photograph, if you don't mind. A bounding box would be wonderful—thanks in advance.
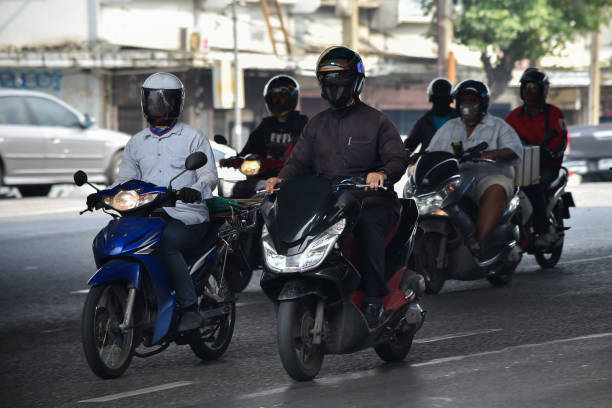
[0,90,130,196]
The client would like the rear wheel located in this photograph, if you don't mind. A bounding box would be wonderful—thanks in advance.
[81,282,135,379]
[106,151,123,185]
[535,218,564,268]
[277,299,324,381]
[374,330,414,362]
[413,233,446,294]
[18,185,51,197]
[190,271,236,360]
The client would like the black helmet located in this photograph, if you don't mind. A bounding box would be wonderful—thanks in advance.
[451,79,490,116]
[316,46,365,109]
[427,77,453,101]
[263,75,299,118]
[520,67,549,101]
[141,72,185,127]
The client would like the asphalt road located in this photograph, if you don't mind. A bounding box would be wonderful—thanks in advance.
[0,183,611,408]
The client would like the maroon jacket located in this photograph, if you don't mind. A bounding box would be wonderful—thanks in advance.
[279,101,407,185]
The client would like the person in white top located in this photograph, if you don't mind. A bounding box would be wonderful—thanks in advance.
[427,80,523,260]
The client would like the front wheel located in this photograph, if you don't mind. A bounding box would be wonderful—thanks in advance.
[413,233,446,294]
[277,299,324,381]
[535,219,564,268]
[81,283,136,379]
[190,272,236,360]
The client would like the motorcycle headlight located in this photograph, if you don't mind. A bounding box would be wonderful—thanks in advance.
[415,193,444,215]
[103,190,159,211]
[240,160,261,176]
[263,219,346,273]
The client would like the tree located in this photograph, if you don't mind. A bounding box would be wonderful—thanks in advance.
[422,0,612,101]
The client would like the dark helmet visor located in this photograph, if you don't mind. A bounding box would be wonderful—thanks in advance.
[142,88,183,123]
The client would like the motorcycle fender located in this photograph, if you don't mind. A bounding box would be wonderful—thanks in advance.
[88,260,141,289]
[278,280,325,301]
[418,218,452,235]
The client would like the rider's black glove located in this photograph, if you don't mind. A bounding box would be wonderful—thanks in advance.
[86,193,102,209]
[177,187,201,203]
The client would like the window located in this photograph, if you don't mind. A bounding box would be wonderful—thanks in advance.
[26,97,80,128]
[0,96,32,125]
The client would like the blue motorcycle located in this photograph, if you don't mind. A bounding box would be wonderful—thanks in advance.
[75,152,249,379]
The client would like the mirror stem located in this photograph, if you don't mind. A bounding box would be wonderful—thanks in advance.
[87,182,100,192]
[168,169,187,190]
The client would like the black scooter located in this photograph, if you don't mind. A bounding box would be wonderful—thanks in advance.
[260,176,425,381]
[404,142,523,294]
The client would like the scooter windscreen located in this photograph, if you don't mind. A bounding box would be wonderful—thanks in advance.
[414,151,459,193]
[268,176,334,244]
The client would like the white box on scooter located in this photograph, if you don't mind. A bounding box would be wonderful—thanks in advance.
[515,145,540,186]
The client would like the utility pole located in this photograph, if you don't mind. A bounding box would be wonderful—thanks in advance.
[589,28,601,125]
[339,0,358,50]
[231,0,242,148]
[436,0,446,78]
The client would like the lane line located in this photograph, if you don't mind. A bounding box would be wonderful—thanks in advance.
[235,331,612,401]
[78,381,193,403]
[70,289,90,294]
[0,207,85,219]
[414,328,502,344]
[411,331,612,367]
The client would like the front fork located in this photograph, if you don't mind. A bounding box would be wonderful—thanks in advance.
[119,285,137,332]
[312,299,325,345]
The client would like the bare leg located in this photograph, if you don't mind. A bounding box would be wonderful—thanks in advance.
[476,185,507,245]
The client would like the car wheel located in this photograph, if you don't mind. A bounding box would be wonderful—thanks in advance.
[18,185,52,197]
[106,151,123,185]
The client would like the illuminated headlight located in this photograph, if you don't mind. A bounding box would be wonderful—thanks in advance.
[103,190,159,211]
[240,160,261,176]
[507,195,520,213]
[263,219,346,273]
[415,193,444,215]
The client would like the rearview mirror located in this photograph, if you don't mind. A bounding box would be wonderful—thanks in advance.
[214,134,228,145]
[82,114,96,128]
[185,152,208,171]
[73,170,88,186]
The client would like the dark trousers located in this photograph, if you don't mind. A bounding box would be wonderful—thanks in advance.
[523,168,559,234]
[159,217,209,308]
[353,205,398,302]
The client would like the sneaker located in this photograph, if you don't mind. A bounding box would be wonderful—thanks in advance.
[534,232,556,248]
[363,302,383,328]
[178,306,201,332]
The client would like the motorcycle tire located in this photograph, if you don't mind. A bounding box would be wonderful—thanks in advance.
[486,273,513,286]
[190,272,236,360]
[413,233,446,294]
[226,241,255,293]
[277,299,324,381]
[535,219,564,269]
[374,330,414,362]
[81,282,136,379]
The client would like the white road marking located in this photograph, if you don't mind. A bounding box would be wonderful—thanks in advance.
[234,331,612,401]
[414,328,502,344]
[70,289,90,294]
[517,253,612,274]
[78,381,193,403]
[0,207,85,219]
[411,331,612,367]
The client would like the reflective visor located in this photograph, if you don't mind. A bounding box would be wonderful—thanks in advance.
[319,71,355,86]
[142,88,183,121]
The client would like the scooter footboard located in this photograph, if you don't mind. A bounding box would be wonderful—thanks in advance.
[325,301,370,354]
[88,260,142,289]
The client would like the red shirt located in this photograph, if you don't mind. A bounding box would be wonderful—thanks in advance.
[505,104,567,168]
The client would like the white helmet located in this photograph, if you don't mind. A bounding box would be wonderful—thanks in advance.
[141,72,185,126]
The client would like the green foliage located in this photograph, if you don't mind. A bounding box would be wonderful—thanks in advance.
[423,0,612,60]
